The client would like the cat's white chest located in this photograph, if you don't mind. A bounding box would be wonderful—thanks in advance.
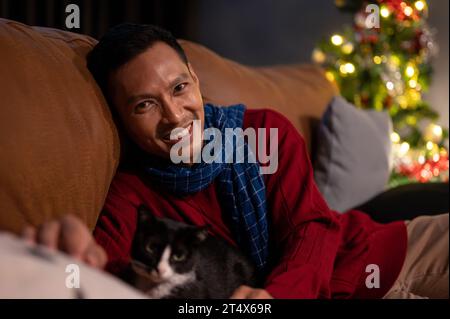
[146,271,196,299]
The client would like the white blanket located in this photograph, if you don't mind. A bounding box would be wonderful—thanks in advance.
[0,232,146,299]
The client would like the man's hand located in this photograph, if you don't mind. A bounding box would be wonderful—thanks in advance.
[230,285,273,299]
[21,215,107,269]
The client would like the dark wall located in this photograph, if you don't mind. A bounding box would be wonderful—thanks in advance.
[196,0,353,66]
[1,0,447,132]
[195,0,448,137]
[0,0,199,39]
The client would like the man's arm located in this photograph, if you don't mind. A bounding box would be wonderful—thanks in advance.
[248,109,342,299]
[93,174,141,276]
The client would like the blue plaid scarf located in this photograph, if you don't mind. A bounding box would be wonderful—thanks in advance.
[142,104,269,271]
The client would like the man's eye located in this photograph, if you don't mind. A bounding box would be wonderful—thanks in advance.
[136,101,150,111]
[135,101,153,113]
[174,83,187,93]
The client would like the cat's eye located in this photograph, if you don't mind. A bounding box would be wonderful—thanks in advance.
[171,252,186,262]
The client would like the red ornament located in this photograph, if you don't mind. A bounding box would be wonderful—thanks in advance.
[384,95,393,108]
[395,152,449,183]
[379,0,420,21]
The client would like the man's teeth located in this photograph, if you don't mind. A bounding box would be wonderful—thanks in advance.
[171,124,191,139]
[174,129,188,138]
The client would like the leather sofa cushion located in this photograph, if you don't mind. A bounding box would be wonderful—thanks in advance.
[0,19,120,233]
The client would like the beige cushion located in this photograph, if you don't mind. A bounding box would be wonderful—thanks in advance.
[0,19,120,233]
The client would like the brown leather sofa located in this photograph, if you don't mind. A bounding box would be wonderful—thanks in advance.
[0,18,337,234]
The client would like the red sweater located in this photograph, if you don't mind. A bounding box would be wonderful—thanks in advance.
[94,108,407,299]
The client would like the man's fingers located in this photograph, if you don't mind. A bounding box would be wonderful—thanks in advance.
[230,286,274,299]
[36,220,61,250]
[21,225,37,243]
[84,243,108,268]
[20,215,107,269]
[248,289,273,299]
[230,285,252,299]
[58,215,91,258]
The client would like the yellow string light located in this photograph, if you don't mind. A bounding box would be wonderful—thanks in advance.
[312,49,326,63]
[331,34,344,46]
[399,142,410,156]
[341,42,354,54]
[325,71,335,82]
[405,65,415,77]
[390,55,401,67]
[407,89,421,104]
[339,63,355,75]
[403,5,413,16]
[390,132,401,143]
[408,79,417,88]
[386,81,395,91]
[415,1,425,11]
[380,5,390,18]
[425,124,443,143]
[397,96,408,109]
[432,124,443,138]
[344,62,355,74]
[406,115,417,125]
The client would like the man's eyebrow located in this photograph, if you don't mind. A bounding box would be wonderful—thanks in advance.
[169,73,190,88]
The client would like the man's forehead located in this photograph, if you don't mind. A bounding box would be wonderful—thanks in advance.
[110,43,189,96]
[125,42,185,71]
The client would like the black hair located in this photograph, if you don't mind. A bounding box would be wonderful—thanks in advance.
[87,23,189,100]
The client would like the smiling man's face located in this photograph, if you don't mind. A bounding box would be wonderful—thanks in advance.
[108,42,204,162]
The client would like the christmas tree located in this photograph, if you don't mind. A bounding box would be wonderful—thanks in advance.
[313,0,448,186]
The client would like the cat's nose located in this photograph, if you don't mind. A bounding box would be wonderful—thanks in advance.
[157,266,168,276]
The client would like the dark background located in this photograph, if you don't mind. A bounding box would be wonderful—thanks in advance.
[0,0,199,40]
[0,0,447,132]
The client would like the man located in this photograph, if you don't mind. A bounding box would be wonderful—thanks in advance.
[23,24,448,299]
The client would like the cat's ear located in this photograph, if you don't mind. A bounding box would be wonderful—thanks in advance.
[137,204,156,225]
[195,225,210,242]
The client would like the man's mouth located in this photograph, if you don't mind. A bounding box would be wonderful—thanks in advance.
[162,122,193,145]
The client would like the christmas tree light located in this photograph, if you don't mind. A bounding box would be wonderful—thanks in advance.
[314,0,449,186]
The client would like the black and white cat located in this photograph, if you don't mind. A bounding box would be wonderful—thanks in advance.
[124,205,258,299]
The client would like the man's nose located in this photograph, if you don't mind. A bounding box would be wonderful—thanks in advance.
[162,100,184,124]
